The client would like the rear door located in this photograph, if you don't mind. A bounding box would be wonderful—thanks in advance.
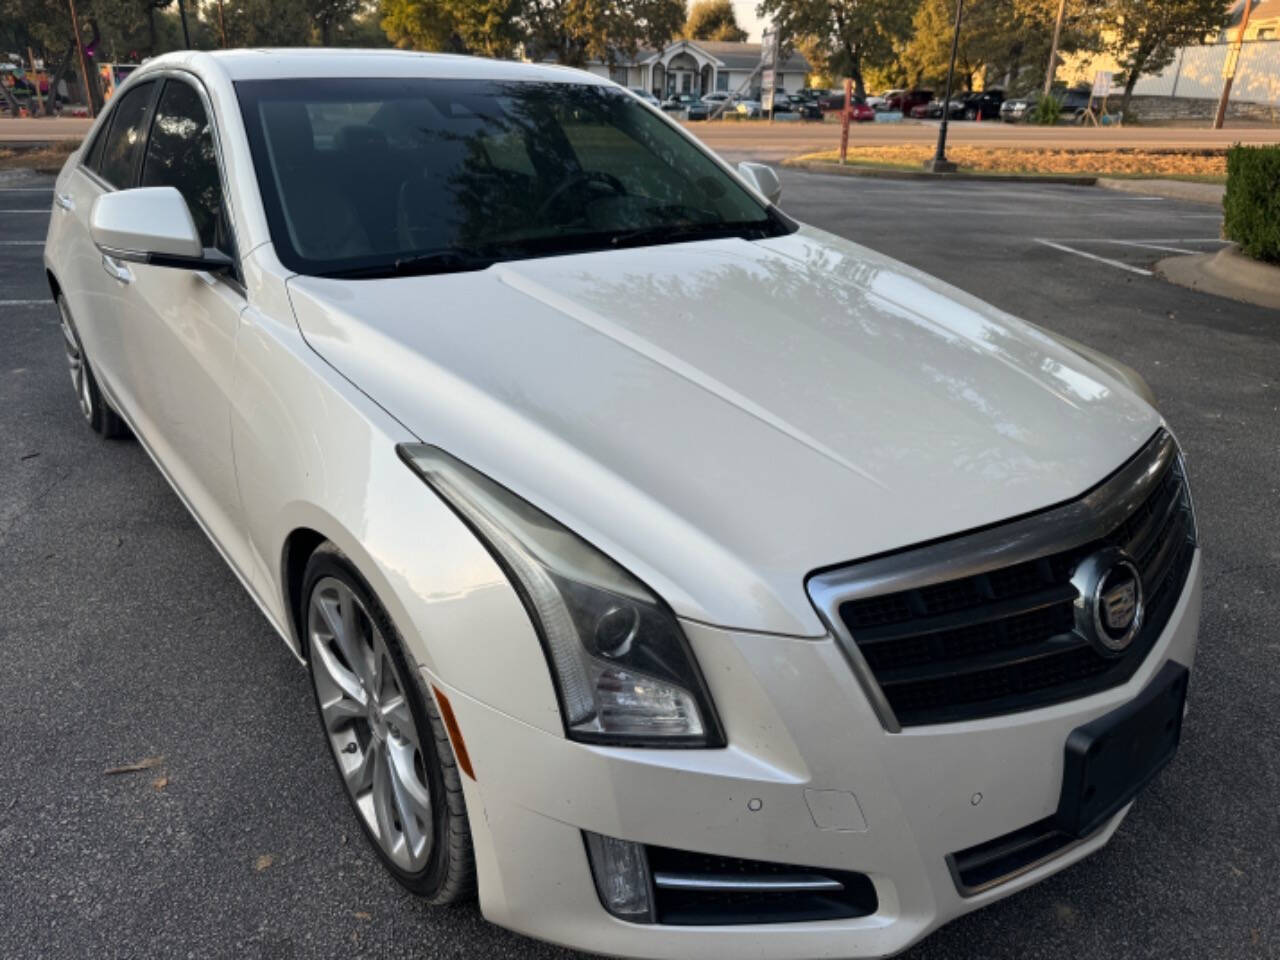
[122,73,253,572]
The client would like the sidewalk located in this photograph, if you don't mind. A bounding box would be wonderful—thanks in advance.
[0,116,91,144]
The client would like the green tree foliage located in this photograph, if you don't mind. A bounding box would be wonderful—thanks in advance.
[903,0,1103,94]
[685,0,748,41]
[380,0,520,56]
[756,0,917,99]
[1102,0,1227,118]
[380,0,684,66]
[521,0,686,66]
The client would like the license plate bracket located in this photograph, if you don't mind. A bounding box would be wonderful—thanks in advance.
[1056,660,1189,838]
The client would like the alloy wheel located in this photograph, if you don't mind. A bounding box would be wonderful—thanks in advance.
[58,300,93,422]
[308,576,433,873]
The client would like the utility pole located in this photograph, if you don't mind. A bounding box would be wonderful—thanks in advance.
[1215,0,1253,128]
[66,0,96,119]
[926,0,964,173]
[216,0,228,48]
[176,0,192,49]
[1044,0,1068,98]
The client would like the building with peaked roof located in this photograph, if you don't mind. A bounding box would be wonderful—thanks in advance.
[1224,0,1280,39]
[537,39,811,99]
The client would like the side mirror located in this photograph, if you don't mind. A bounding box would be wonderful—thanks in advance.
[736,161,782,206]
[90,186,232,272]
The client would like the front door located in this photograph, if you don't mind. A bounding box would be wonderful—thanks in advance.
[120,75,253,573]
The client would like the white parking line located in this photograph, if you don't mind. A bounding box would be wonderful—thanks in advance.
[0,299,50,306]
[0,188,53,192]
[0,209,47,213]
[1106,240,1207,254]
[1044,237,1229,244]
[0,240,44,245]
[1033,239,1154,276]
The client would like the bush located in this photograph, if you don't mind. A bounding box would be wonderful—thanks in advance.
[1032,93,1061,125]
[1223,145,1280,264]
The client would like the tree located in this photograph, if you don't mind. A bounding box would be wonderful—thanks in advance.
[223,0,311,46]
[380,0,521,57]
[1102,0,1226,118]
[520,0,686,67]
[756,0,917,99]
[310,0,362,44]
[685,0,748,41]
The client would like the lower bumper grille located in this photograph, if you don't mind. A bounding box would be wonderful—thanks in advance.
[808,430,1197,728]
[646,845,877,925]
[947,816,1079,895]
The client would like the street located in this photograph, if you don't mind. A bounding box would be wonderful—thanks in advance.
[2,162,1277,960]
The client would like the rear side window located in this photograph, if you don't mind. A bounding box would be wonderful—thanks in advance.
[98,80,155,188]
[141,79,231,254]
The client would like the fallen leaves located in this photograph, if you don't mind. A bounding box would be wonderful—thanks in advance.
[254,853,275,872]
[794,146,1228,179]
[151,776,169,792]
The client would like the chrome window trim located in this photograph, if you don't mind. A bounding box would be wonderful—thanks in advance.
[806,429,1177,733]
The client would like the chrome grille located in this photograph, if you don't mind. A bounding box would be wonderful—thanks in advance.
[808,431,1197,729]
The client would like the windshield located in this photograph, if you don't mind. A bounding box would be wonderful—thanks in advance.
[235,77,792,279]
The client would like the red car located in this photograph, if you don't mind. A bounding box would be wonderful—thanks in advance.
[819,95,875,122]
[885,89,934,115]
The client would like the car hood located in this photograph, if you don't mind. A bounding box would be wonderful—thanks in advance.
[286,226,1160,635]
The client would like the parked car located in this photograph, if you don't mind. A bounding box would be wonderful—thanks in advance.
[1001,88,1091,123]
[853,101,876,121]
[47,48,1200,960]
[958,89,1004,120]
[787,94,823,120]
[628,87,660,107]
[869,89,903,111]
[886,89,933,115]
[662,92,710,120]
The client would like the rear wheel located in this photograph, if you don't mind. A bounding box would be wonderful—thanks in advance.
[303,544,475,902]
[57,294,128,439]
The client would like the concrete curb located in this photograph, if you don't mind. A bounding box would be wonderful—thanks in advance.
[780,159,1097,185]
[1096,177,1225,206]
[1156,244,1280,310]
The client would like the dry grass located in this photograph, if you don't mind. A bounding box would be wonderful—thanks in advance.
[0,139,80,175]
[792,145,1228,180]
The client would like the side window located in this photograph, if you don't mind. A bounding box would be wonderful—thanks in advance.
[98,81,156,188]
[82,111,112,174]
[141,80,231,256]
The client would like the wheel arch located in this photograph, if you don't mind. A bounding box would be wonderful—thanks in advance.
[46,268,63,300]
[281,525,329,660]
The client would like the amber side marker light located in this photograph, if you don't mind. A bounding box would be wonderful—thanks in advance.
[432,685,476,781]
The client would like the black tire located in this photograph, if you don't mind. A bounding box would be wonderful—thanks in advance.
[301,543,475,903]
[56,293,129,439]
[964,107,977,121]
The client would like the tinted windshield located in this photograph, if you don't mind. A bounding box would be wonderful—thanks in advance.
[236,77,791,278]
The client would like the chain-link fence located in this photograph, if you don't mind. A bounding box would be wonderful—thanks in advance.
[1127,39,1280,124]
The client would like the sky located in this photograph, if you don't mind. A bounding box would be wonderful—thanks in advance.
[730,0,769,41]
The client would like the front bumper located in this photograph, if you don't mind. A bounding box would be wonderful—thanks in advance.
[431,550,1201,959]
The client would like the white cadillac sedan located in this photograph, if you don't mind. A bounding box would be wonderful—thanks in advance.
[44,49,1201,959]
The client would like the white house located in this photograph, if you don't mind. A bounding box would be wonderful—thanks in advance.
[545,39,812,98]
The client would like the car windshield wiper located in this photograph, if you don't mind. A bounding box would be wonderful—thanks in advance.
[605,219,776,251]
[317,248,516,280]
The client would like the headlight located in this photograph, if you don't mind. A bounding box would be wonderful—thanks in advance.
[399,445,724,747]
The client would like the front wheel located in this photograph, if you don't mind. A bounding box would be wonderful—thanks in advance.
[303,544,475,902]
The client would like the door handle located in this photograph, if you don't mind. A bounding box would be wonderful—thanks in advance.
[54,192,75,211]
[101,254,134,285]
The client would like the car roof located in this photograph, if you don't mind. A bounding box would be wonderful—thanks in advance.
[137,48,606,86]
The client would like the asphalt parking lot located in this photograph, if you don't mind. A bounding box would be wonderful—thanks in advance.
[2,162,1278,960]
